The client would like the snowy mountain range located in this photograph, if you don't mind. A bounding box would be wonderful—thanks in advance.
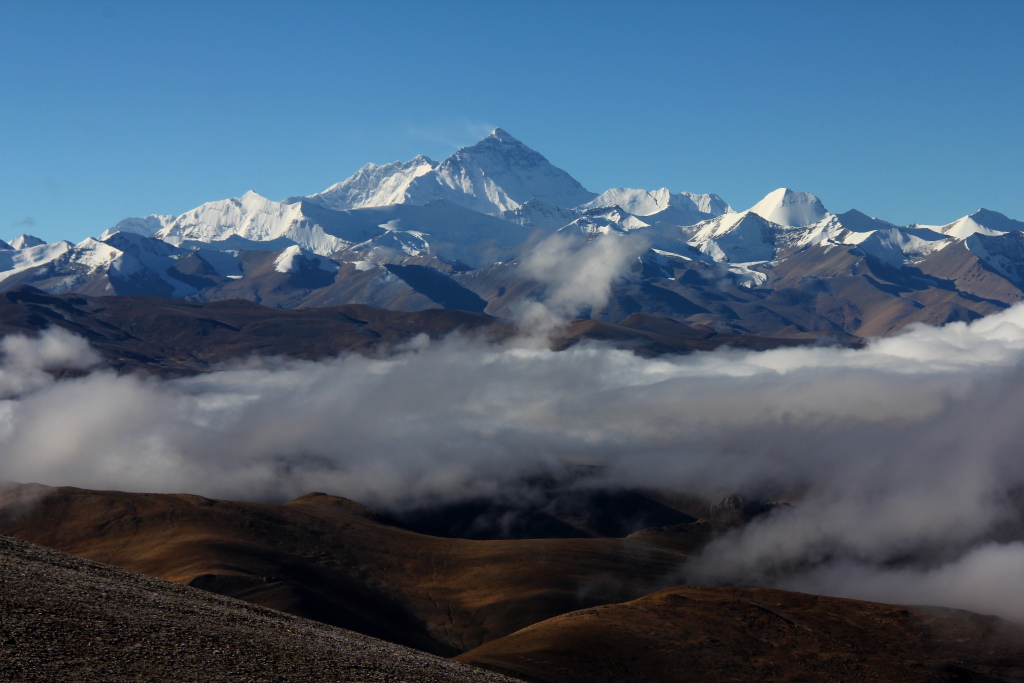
[4,128,1024,339]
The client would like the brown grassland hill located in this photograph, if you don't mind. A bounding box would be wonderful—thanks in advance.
[6,482,1024,681]
[0,483,708,656]
[458,586,1024,682]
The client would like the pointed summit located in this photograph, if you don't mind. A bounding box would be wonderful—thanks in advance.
[938,209,1024,239]
[748,188,828,227]
[306,129,594,214]
[9,234,47,249]
[835,209,900,232]
[969,208,1024,233]
[409,129,596,213]
[487,127,521,144]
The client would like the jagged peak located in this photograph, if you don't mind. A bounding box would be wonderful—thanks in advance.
[409,154,437,166]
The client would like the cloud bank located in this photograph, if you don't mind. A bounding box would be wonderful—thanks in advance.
[4,234,1024,620]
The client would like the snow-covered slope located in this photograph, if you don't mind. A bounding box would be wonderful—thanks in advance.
[273,245,339,274]
[688,211,780,263]
[558,206,651,238]
[155,192,351,255]
[341,201,536,268]
[850,227,952,266]
[306,156,436,211]
[100,215,176,240]
[964,231,1024,285]
[581,187,731,220]
[0,241,73,280]
[499,199,580,232]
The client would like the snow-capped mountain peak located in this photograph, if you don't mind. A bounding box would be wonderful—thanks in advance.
[424,128,597,213]
[969,208,1024,232]
[307,129,596,216]
[686,211,780,263]
[748,188,829,227]
[934,209,1024,239]
[487,127,519,143]
[9,234,46,250]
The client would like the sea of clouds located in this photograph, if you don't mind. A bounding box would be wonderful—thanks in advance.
[4,231,1024,620]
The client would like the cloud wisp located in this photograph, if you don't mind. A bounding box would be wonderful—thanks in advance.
[515,230,647,339]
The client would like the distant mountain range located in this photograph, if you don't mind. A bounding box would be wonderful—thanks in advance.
[6,128,1024,339]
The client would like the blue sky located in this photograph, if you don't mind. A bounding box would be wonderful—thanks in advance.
[1,0,1022,243]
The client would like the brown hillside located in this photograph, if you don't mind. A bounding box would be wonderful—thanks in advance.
[0,483,708,656]
[458,585,1024,682]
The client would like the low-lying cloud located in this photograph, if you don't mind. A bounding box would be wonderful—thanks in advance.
[515,230,647,338]
[5,234,1024,621]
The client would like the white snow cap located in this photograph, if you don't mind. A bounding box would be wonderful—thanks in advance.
[488,127,519,142]
[748,188,829,227]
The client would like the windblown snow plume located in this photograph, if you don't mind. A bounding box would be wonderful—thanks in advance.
[8,301,1024,620]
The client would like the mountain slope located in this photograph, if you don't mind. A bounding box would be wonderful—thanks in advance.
[0,534,515,682]
[307,155,437,210]
[458,585,1024,683]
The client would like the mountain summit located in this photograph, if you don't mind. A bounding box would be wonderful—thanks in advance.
[307,129,596,215]
[748,188,829,227]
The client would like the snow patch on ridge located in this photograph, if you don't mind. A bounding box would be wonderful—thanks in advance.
[308,156,437,211]
[273,245,339,274]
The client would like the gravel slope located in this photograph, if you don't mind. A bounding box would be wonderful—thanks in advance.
[0,534,519,682]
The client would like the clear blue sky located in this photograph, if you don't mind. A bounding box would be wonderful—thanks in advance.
[1,0,1022,243]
